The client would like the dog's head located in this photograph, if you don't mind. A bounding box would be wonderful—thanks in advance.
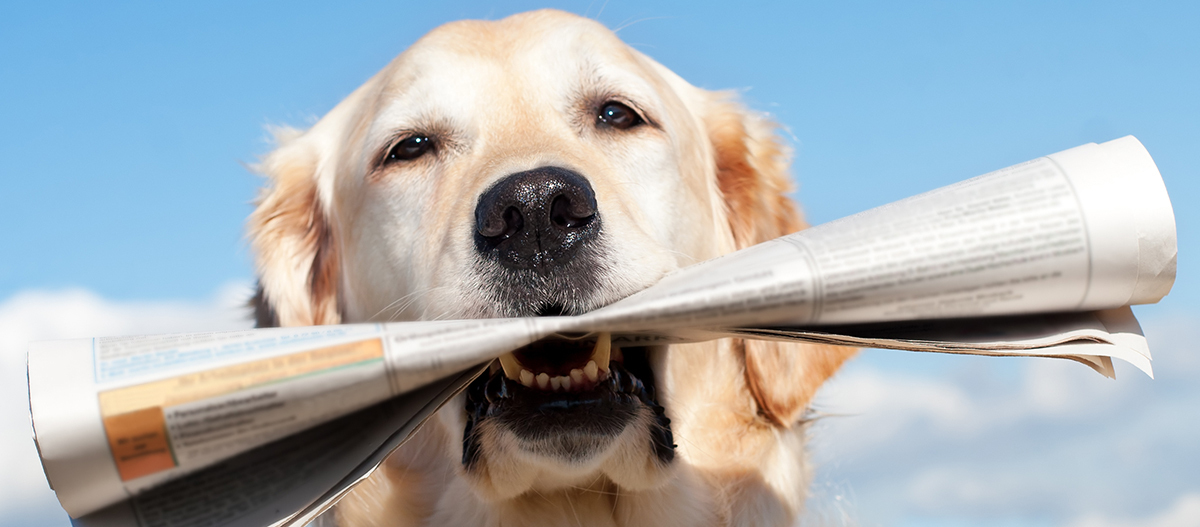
[250,9,853,523]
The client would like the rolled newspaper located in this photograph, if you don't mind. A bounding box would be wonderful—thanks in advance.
[28,136,1174,526]
[584,136,1175,329]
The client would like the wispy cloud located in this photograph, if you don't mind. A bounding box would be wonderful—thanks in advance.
[806,310,1200,526]
[0,285,255,527]
[1068,492,1200,527]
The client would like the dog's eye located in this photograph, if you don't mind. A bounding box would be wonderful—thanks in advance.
[596,101,643,130]
[387,135,433,162]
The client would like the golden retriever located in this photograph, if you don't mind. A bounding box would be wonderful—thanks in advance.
[247,9,855,527]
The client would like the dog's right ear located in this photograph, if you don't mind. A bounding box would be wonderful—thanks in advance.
[247,128,341,327]
[698,91,857,427]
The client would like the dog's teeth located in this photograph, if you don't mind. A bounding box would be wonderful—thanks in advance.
[536,372,550,390]
[591,333,611,371]
[550,376,562,391]
[584,360,599,382]
[569,368,584,386]
[560,375,572,391]
[519,369,534,387]
[498,353,522,380]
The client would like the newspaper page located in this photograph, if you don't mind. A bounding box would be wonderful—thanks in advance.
[27,136,1175,526]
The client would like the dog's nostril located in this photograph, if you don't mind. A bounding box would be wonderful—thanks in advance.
[478,216,504,238]
[502,207,523,237]
[478,206,524,239]
[549,195,595,229]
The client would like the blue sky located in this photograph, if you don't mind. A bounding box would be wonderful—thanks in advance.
[1,2,1197,526]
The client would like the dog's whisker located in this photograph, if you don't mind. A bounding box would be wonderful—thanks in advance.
[385,289,431,316]
[566,474,616,497]
[429,310,456,321]
[565,491,582,527]
[375,282,465,322]
[610,484,620,517]
[662,247,703,267]
[529,487,554,507]
[380,285,461,322]
[387,286,450,321]
[567,486,622,497]
[669,423,723,464]
[369,288,428,322]
[611,15,674,34]
[595,0,612,22]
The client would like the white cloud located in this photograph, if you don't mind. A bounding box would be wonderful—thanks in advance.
[0,285,255,527]
[1069,492,1200,527]
[804,310,1200,526]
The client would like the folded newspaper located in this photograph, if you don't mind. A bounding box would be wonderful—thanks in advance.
[27,136,1175,527]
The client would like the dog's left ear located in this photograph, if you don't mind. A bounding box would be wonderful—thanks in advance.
[702,93,857,426]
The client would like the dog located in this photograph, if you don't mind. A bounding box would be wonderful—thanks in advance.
[248,9,856,527]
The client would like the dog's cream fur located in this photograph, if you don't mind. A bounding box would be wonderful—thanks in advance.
[248,10,855,527]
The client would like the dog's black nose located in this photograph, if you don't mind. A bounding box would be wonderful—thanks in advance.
[474,167,600,270]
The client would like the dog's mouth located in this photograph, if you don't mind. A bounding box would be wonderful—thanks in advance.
[463,335,674,467]
[498,332,614,391]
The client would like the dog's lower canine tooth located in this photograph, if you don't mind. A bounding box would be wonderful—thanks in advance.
[584,360,599,382]
[519,369,534,387]
[498,353,522,380]
[591,332,611,371]
[536,372,550,390]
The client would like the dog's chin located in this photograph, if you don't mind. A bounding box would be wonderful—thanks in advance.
[461,342,675,496]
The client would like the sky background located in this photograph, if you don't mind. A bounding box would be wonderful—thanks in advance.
[1,1,1197,526]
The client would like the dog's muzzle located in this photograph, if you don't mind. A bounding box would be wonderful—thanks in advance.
[465,168,672,472]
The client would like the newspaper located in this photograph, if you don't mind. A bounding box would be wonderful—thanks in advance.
[26,136,1175,527]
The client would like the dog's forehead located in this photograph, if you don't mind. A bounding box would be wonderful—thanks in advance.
[368,11,663,133]
[411,10,636,72]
